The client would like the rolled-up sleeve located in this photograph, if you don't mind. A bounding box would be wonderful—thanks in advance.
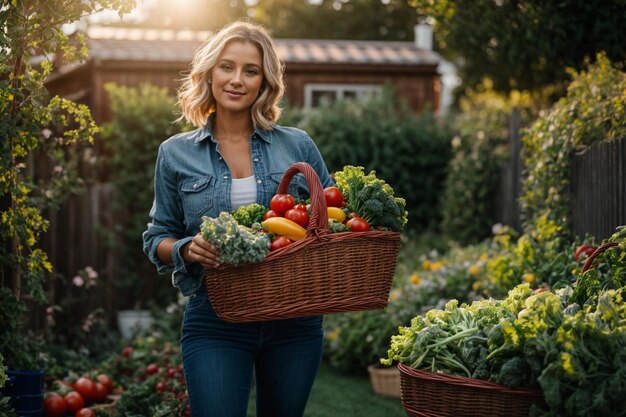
[142,144,187,275]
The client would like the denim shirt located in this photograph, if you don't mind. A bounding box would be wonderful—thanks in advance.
[142,122,333,296]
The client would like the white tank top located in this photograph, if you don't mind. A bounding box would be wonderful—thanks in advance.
[230,175,257,210]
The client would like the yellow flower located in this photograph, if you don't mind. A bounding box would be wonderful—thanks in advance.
[472,280,483,291]
[389,289,401,301]
[8,94,14,102]
[561,352,576,377]
[522,272,536,284]
[421,260,431,270]
[479,253,489,262]
[430,261,443,272]
[468,264,480,276]
[326,328,341,342]
[409,272,421,285]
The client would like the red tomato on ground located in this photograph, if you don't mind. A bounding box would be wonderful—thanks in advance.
[323,187,344,208]
[96,374,113,395]
[64,391,84,415]
[284,208,310,228]
[263,209,280,220]
[73,377,96,404]
[75,408,96,417]
[43,392,66,417]
[347,217,370,232]
[270,194,295,215]
[271,236,292,251]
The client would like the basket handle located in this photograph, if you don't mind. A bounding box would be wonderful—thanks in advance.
[276,162,329,236]
[581,241,618,273]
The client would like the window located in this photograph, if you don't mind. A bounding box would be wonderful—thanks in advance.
[304,84,382,109]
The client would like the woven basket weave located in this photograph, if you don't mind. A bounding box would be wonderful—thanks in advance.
[368,364,402,398]
[205,162,401,323]
[398,363,545,417]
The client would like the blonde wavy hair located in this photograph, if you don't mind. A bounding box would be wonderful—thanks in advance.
[177,21,285,130]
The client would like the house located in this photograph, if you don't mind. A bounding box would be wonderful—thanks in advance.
[45,25,445,123]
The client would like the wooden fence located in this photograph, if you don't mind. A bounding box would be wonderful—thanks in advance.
[571,136,626,241]
[494,113,626,241]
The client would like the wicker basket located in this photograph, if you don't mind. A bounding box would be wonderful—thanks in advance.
[368,364,402,398]
[398,363,545,417]
[205,162,401,323]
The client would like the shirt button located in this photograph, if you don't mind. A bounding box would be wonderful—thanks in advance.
[257,179,262,184]
[192,183,198,189]
[223,175,228,180]
[253,158,259,162]
[219,156,223,160]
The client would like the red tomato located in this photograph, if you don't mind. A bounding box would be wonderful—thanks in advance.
[294,203,308,212]
[263,209,280,220]
[96,374,113,395]
[155,382,167,393]
[121,346,133,358]
[347,217,370,232]
[75,408,96,417]
[575,244,596,261]
[284,208,310,228]
[64,391,85,415]
[73,377,96,404]
[270,194,295,215]
[93,382,108,403]
[271,236,292,251]
[43,392,66,417]
[146,363,159,375]
[323,187,344,208]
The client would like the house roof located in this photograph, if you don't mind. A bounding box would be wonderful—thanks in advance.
[84,26,441,66]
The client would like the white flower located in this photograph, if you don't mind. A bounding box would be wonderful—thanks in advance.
[42,128,52,139]
[72,275,84,287]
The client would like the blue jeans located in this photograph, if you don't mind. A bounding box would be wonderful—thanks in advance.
[181,285,324,417]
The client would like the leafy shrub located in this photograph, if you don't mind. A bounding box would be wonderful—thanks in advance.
[520,52,626,230]
[298,89,454,231]
[440,81,539,245]
[100,83,188,309]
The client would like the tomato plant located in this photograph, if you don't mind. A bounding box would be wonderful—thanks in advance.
[285,208,310,228]
[323,186,344,208]
[347,217,370,232]
[270,194,295,215]
[64,391,85,415]
[43,392,66,417]
[146,363,159,375]
[271,236,292,251]
[74,377,96,404]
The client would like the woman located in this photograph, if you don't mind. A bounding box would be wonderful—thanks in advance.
[142,21,333,417]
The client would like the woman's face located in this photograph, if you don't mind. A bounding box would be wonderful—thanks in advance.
[211,40,264,116]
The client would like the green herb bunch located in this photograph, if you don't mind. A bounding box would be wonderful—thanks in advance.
[231,203,268,228]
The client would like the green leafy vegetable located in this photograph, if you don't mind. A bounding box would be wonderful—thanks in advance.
[200,212,270,266]
[334,165,407,232]
[231,203,268,228]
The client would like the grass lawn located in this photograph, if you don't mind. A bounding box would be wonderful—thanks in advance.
[247,363,406,417]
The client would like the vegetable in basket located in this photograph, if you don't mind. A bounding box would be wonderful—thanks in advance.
[200,212,271,266]
[334,166,407,232]
[231,203,268,228]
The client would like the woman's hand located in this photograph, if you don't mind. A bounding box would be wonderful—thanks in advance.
[183,233,220,269]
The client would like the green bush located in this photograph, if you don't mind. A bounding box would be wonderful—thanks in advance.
[298,89,453,232]
[100,83,188,309]
[440,82,539,245]
[520,52,626,231]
